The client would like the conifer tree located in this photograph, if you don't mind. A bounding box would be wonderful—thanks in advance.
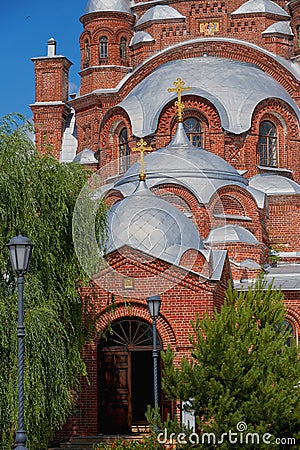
[0,114,106,449]
[162,280,300,449]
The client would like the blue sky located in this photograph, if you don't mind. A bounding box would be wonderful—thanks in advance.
[0,1,86,119]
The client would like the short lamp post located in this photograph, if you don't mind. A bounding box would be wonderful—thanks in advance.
[7,235,33,450]
[147,295,162,413]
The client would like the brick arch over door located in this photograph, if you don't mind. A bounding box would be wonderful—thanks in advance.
[96,302,177,350]
[118,39,300,98]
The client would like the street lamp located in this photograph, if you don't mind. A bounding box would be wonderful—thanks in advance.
[147,295,162,413]
[7,235,33,450]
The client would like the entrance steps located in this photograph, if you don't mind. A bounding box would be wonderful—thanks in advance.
[49,432,150,450]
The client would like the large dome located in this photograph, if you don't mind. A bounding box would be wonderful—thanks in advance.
[118,57,300,137]
[123,124,242,182]
[106,179,204,264]
[115,123,248,204]
[84,0,132,15]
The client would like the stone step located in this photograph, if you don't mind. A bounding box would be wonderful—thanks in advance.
[49,433,149,450]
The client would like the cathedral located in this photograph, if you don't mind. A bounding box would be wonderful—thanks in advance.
[31,0,300,441]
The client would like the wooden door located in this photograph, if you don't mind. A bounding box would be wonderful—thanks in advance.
[98,348,131,434]
[98,318,164,434]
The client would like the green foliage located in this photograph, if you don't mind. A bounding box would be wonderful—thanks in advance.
[0,114,106,449]
[145,405,183,435]
[162,279,300,449]
[268,246,281,265]
[93,434,165,450]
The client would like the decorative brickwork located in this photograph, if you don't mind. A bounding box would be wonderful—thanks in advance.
[33,1,300,442]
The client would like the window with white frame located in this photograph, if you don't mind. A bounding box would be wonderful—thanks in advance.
[99,36,108,59]
[258,120,277,167]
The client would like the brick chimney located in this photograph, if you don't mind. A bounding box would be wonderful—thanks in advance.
[30,39,73,158]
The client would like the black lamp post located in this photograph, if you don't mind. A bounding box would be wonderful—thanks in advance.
[147,295,162,413]
[7,235,33,450]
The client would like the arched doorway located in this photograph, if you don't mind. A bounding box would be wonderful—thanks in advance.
[98,318,162,434]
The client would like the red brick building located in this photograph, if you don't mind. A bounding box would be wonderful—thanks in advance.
[31,0,300,441]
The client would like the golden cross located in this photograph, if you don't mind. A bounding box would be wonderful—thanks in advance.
[132,138,152,180]
[168,78,191,122]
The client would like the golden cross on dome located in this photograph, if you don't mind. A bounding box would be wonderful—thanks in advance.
[168,78,191,122]
[132,138,152,180]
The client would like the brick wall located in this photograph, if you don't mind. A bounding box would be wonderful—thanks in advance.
[55,248,227,437]
[32,1,300,162]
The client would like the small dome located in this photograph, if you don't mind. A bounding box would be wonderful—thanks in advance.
[73,148,98,164]
[84,0,132,15]
[205,225,260,244]
[106,179,203,264]
[130,31,154,46]
[249,174,300,195]
[262,21,293,36]
[135,5,185,27]
[232,0,289,17]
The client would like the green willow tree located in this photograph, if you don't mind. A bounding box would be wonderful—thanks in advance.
[0,114,106,449]
[162,281,300,449]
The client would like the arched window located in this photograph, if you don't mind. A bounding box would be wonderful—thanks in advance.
[119,128,130,174]
[100,318,161,348]
[258,121,277,167]
[183,117,203,147]
[84,39,90,67]
[99,36,108,59]
[282,320,297,347]
[276,320,298,353]
[120,37,127,60]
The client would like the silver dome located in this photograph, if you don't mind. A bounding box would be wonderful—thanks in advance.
[120,123,244,183]
[130,31,154,46]
[135,5,185,27]
[249,174,300,195]
[118,57,299,137]
[232,0,289,17]
[205,225,260,244]
[115,123,248,204]
[106,179,204,264]
[84,0,132,15]
[262,21,293,36]
[73,148,97,164]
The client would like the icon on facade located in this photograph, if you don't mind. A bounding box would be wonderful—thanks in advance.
[200,22,219,36]
[123,276,134,290]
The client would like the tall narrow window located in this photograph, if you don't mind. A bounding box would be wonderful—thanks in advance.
[100,36,108,59]
[296,25,300,48]
[84,39,90,67]
[119,128,130,174]
[120,37,127,60]
[183,117,203,147]
[258,121,277,167]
